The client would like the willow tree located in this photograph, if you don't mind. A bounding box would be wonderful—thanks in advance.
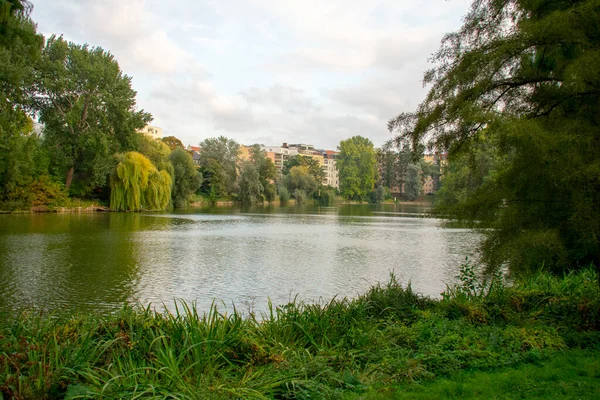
[389,0,600,275]
[110,152,171,211]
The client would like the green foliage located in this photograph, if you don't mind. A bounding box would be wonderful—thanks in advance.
[2,268,599,398]
[137,135,172,172]
[160,135,184,151]
[278,185,290,205]
[435,133,501,213]
[0,117,52,209]
[199,158,227,203]
[388,0,600,275]
[198,136,239,195]
[281,166,318,201]
[237,144,277,204]
[28,175,68,209]
[237,161,263,205]
[369,185,391,204]
[318,187,337,205]
[282,154,325,183]
[169,148,202,208]
[250,145,277,185]
[37,35,151,195]
[109,152,171,211]
[337,136,378,200]
[0,3,45,210]
[377,141,418,193]
[263,183,276,203]
[404,163,421,201]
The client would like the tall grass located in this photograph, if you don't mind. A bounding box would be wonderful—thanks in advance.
[1,267,599,399]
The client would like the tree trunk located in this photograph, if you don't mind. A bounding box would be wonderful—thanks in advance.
[65,166,75,189]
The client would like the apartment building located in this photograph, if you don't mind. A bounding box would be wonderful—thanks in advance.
[139,125,162,140]
[322,150,339,189]
[261,144,299,173]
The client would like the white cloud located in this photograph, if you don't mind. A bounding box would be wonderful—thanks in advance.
[31,0,470,149]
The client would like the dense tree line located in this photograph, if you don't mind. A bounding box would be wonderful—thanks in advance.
[0,1,200,211]
[389,0,600,276]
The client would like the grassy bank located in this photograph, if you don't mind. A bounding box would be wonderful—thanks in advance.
[1,268,599,399]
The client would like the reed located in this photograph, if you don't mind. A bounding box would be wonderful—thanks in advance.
[1,267,599,399]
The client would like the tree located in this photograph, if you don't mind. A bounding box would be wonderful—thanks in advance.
[281,166,318,200]
[169,148,202,208]
[237,161,263,205]
[198,136,239,195]
[404,163,421,201]
[0,1,49,208]
[161,136,184,150]
[377,147,398,190]
[109,152,171,211]
[199,158,227,204]
[36,35,151,196]
[282,155,325,183]
[435,132,500,209]
[388,0,600,275]
[337,136,378,201]
[138,134,172,173]
[248,144,277,202]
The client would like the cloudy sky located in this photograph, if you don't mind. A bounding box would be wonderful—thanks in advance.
[31,0,470,150]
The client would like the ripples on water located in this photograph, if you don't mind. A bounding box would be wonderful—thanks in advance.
[0,204,479,315]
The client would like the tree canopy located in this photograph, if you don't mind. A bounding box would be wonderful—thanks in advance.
[0,0,48,209]
[109,152,171,211]
[282,155,325,183]
[169,148,202,208]
[389,0,600,275]
[36,35,151,196]
[237,161,263,205]
[198,136,239,195]
[160,136,184,151]
[336,136,378,201]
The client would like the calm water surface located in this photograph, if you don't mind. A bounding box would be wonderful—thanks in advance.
[0,204,479,315]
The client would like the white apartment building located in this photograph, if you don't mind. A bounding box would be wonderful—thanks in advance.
[139,125,163,140]
[322,150,339,189]
[262,144,299,172]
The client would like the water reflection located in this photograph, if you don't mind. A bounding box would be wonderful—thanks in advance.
[0,204,479,315]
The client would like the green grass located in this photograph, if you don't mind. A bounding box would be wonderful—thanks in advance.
[1,268,599,399]
[348,349,600,399]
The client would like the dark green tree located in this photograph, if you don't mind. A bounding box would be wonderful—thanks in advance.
[281,166,318,202]
[199,158,227,204]
[388,0,600,275]
[237,161,263,205]
[0,0,50,208]
[337,136,378,201]
[404,163,421,201]
[36,35,151,196]
[169,148,202,208]
[198,136,239,195]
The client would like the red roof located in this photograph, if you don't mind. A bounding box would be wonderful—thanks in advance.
[189,146,201,152]
[325,150,338,155]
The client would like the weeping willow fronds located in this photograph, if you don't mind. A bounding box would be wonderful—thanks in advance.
[144,169,172,210]
[110,152,172,211]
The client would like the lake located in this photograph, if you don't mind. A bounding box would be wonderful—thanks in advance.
[0,203,479,315]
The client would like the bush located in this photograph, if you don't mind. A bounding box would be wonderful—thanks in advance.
[278,185,290,205]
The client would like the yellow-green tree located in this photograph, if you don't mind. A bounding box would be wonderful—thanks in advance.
[110,152,171,211]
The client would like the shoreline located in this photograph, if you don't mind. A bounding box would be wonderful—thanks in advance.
[1,268,598,399]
